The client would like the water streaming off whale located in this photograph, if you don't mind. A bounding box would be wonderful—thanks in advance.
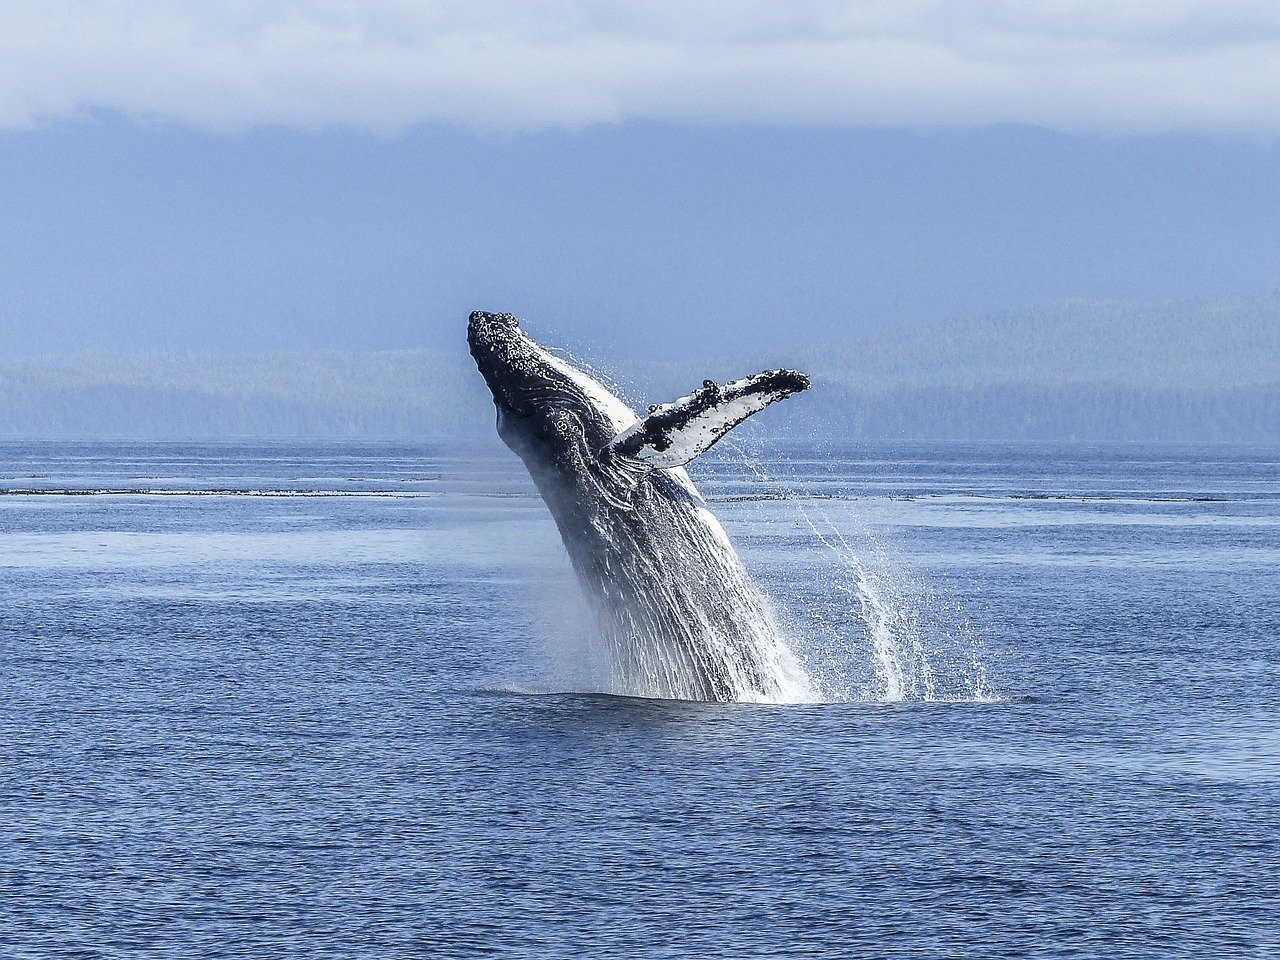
[731,446,994,704]
[570,465,814,702]
[469,310,992,704]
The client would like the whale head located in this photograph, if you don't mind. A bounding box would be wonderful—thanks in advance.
[468,311,636,485]
[469,310,812,507]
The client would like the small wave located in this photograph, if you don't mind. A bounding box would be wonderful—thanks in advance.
[711,491,1256,505]
[478,683,1025,707]
[475,685,745,707]
[712,492,841,503]
[0,487,432,498]
[978,493,1235,504]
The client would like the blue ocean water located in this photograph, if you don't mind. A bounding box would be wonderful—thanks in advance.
[1,440,1278,958]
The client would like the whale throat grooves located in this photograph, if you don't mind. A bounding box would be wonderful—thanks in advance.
[572,469,812,703]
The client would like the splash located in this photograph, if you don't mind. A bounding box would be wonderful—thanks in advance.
[494,338,988,705]
[730,446,996,704]
[580,478,819,704]
[530,353,818,705]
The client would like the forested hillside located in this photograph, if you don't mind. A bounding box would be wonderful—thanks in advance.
[3,295,1277,441]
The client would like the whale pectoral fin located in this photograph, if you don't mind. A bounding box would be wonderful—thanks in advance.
[609,369,811,469]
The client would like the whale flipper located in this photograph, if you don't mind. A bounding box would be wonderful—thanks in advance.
[611,369,810,469]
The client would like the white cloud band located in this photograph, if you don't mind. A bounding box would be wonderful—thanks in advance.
[3,1,1279,132]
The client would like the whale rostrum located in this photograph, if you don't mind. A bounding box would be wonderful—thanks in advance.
[468,310,815,702]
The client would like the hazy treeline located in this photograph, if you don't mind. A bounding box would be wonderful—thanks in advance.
[790,295,1280,392]
[0,351,494,440]
[3,295,1278,442]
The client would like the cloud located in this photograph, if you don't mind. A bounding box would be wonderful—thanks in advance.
[2,1,1279,133]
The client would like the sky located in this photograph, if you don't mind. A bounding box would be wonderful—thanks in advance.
[1,2,1278,361]
[6,2,1280,133]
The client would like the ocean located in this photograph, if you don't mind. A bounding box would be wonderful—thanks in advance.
[2,439,1277,958]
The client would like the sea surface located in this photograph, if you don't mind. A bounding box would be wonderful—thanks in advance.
[2,439,1278,958]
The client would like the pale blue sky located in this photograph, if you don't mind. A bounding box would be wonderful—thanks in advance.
[1,2,1277,361]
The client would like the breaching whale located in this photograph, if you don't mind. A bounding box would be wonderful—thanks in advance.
[468,310,814,702]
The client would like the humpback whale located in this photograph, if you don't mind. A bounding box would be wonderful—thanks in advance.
[468,311,813,702]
